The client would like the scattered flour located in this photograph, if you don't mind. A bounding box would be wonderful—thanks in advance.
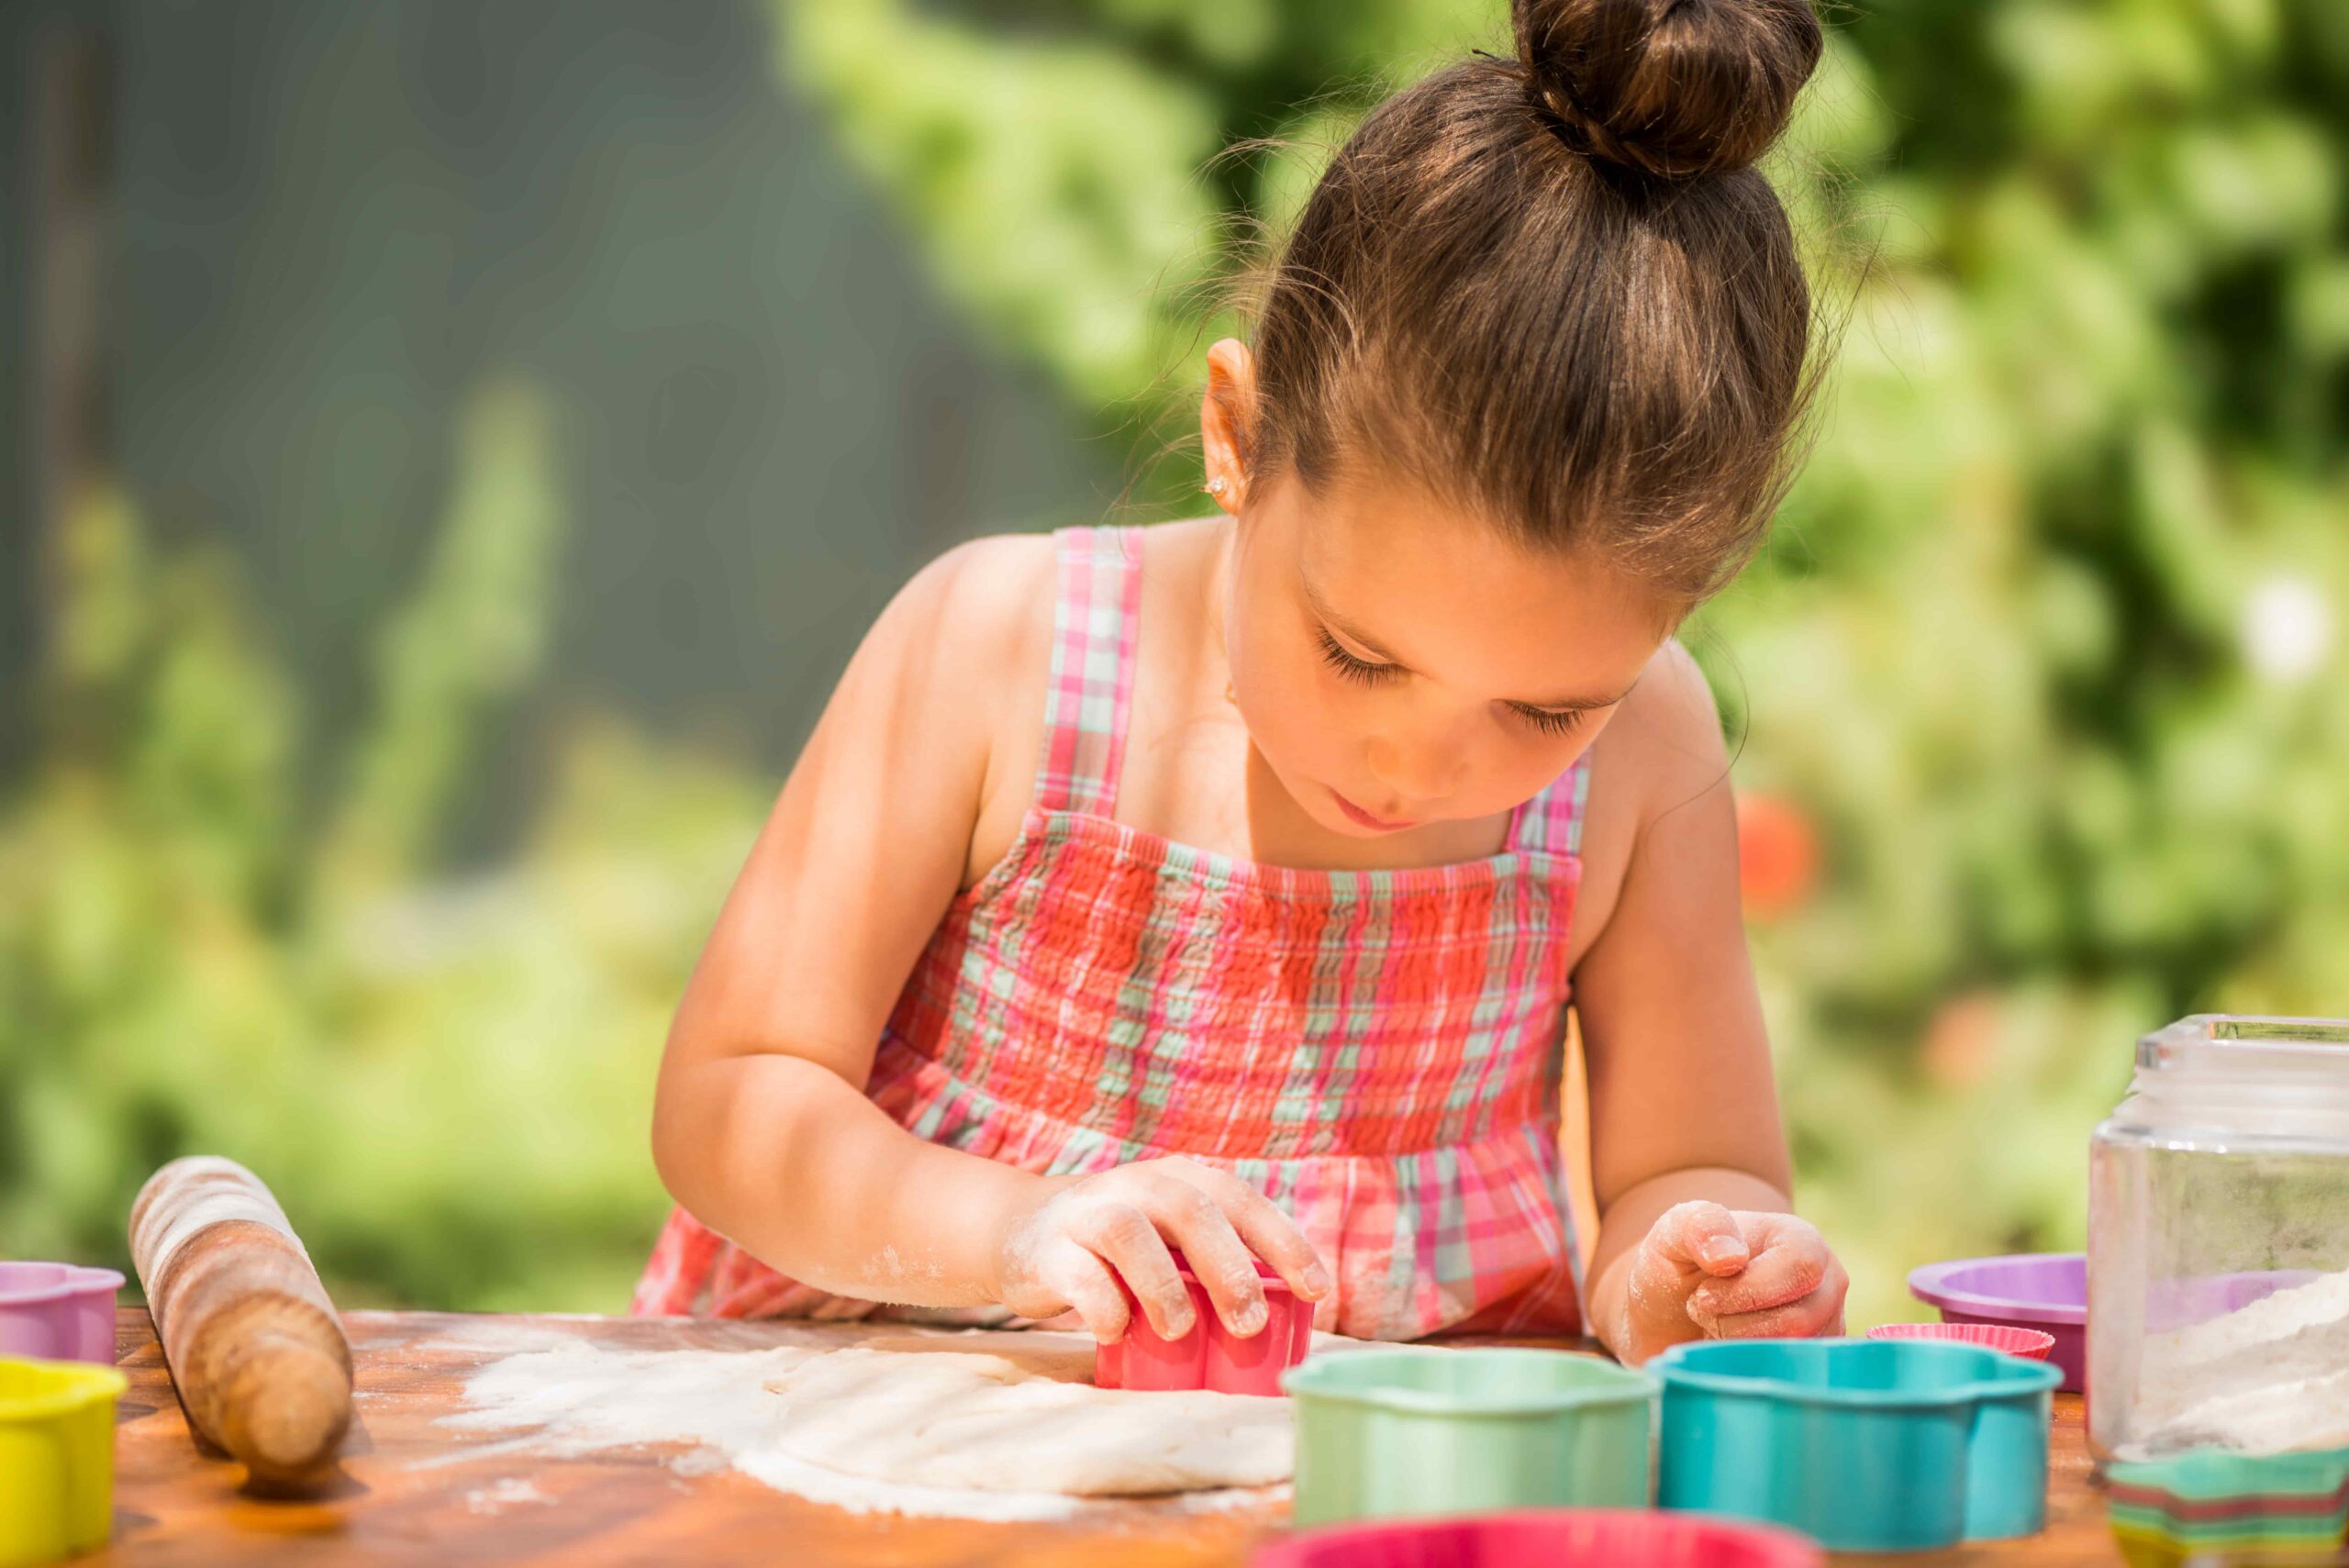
[748,1336,1291,1495]
[2132,1266,2349,1454]
[430,1320,1298,1523]
[463,1477,546,1515]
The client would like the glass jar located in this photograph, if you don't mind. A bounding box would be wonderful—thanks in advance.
[2087,1016,2349,1463]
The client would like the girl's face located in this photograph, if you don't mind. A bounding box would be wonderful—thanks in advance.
[1224,465,1673,840]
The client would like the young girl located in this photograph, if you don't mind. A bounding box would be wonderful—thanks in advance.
[637,0,1848,1365]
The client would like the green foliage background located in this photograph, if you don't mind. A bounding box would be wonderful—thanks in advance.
[5,0,2345,1328]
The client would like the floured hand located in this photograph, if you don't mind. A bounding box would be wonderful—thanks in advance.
[989,1158,1330,1343]
[1615,1200,1846,1364]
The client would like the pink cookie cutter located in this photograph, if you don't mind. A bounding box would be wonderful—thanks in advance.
[1095,1254,1313,1396]
[0,1262,126,1365]
[1866,1321,2056,1362]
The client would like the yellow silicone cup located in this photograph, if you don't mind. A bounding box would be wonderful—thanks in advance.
[0,1357,128,1567]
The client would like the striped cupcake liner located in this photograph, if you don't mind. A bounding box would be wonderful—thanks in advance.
[2108,1448,2349,1567]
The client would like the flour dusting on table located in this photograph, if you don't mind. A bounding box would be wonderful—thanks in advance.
[463,1477,545,1515]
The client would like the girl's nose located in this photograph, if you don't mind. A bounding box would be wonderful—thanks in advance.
[1365,733,1466,806]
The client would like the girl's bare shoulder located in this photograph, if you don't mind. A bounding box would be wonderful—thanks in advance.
[1602,638,1731,821]
[1566,639,1732,949]
[864,531,1060,882]
[888,530,1058,672]
[854,532,1057,722]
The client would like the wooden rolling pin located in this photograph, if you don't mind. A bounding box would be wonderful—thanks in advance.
[129,1156,353,1484]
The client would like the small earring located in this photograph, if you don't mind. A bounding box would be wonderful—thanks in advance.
[1205,476,1230,498]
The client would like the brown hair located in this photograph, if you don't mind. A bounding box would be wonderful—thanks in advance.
[1240,0,1827,607]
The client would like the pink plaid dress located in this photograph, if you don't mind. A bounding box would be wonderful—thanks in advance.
[635,525,1592,1339]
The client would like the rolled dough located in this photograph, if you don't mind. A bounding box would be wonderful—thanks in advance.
[758,1333,1292,1495]
[438,1322,1297,1503]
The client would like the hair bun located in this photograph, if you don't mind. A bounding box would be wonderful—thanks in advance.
[1511,0,1822,181]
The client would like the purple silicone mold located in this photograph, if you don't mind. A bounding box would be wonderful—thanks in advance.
[1909,1251,2309,1396]
[0,1262,126,1364]
[1909,1253,2087,1392]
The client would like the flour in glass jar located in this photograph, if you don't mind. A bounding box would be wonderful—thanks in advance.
[2127,1265,2349,1455]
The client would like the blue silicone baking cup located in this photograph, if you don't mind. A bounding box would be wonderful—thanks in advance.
[1655,1338,2061,1553]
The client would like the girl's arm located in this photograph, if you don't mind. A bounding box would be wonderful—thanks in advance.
[651,538,1324,1341]
[1570,644,1847,1363]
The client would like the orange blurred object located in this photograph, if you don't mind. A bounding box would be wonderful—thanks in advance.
[1734,791,1820,919]
[1920,992,2002,1090]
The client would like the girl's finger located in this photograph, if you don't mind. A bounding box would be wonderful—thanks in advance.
[1627,1225,1703,1331]
[1687,1230,1829,1325]
[1657,1201,1751,1276]
[1075,1199,1194,1339]
[1179,1164,1333,1302]
[1141,1176,1268,1336]
[1038,1239,1134,1344]
[1701,1284,1846,1341]
[1732,1210,1826,1258]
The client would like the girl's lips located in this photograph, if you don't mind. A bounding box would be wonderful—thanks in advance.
[1331,790,1417,833]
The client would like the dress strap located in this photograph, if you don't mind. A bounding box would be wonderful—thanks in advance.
[1034,525,1143,817]
[1508,752,1592,858]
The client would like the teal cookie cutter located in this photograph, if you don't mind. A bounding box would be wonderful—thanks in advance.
[1656,1337,2061,1552]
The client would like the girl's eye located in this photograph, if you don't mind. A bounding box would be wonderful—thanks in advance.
[1312,622,1587,737]
[1315,626,1402,685]
[1509,704,1586,739]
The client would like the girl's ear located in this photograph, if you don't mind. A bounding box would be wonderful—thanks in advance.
[1199,338,1257,516]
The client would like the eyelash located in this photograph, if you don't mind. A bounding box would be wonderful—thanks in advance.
[1313,626,1587,738]
[1315,626,1402,686]
[1511,705,1586,739]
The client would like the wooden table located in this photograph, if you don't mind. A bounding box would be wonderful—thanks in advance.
[94,1308,2122,1565]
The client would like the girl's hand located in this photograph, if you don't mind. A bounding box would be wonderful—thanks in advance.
[1616,1200,1846,1364]
[991,1158,1331,1343]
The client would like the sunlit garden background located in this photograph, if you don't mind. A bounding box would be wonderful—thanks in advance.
[3,0,2346,1330]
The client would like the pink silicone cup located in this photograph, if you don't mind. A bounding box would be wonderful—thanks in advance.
[1096,1254,1310,1396]
[0,1262,126,1364]
[1867,1321,2057,1361]
[1252,1507,1825,1568]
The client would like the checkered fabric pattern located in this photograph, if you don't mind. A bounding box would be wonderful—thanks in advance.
[635,526,1593,1340]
